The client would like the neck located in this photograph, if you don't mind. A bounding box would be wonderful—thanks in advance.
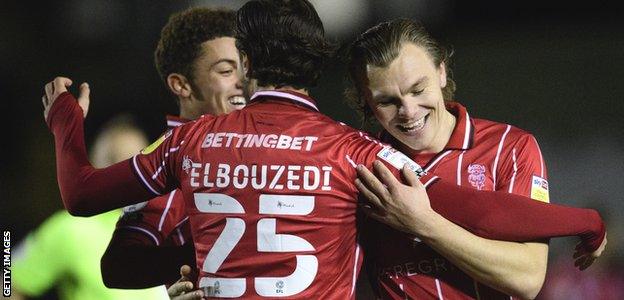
[428,109,457,153]
[178,100,200,120]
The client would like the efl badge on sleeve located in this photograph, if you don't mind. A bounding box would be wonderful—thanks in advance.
[141,130,173,154]
[377,147,425,177]
[530,175,550,203]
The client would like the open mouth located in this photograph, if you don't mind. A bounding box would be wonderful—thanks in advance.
[228,96,246,108]
[396,113,429,133]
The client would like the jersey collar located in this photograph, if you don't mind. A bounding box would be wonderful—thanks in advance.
[166,115,190,129]
[444,102,474,150]
[250,90,319,112]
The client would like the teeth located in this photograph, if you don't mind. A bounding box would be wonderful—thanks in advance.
[228,96,246,105]
[398,116,426,131]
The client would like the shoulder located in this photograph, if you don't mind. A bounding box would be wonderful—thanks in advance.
[472,117,536,146]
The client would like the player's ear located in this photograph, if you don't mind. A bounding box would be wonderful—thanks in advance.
[438,62,447,89]
[239,50,250,78]
[167,73,192,98]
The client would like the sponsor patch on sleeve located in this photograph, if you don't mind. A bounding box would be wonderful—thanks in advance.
[377,147,425,177]
[120,201,149,220]
[141,130,172,155]
[530,175,550,203]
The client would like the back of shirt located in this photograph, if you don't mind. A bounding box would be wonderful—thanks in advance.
[133,91,411,299]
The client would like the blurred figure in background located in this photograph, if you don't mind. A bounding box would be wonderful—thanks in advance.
[11,115,168,300]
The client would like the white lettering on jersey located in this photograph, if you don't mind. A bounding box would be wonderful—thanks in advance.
[189,164,332,192]
[196,194,318,297]
[202,132,318,151]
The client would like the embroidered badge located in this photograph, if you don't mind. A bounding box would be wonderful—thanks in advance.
[467,163,486,190]
[182,155,194,174]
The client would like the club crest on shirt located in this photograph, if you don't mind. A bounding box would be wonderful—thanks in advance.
[182,155,194,174]
[530,175,550,202]
[467,163,486,190]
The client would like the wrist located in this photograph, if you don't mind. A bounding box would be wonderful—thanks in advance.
[408,210,445,241]
[46,92,78,129]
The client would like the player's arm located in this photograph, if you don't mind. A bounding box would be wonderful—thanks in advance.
[356,161,605,261]
[374,135,551,298]
[101,229,195,288]
[442,134,549,298]
[43,77,168,216]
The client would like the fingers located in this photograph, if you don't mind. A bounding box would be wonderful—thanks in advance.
[372,161,400,192]
[356,164,391,208]
[179,265,192,279]
[168,281,194,297]
[52,77,72,95]
[44,82,54,100]
[77,82,90,117]
[173,290,204,300]
[355,178,384,211]
[574,254,595,271]
[401,165,422,187]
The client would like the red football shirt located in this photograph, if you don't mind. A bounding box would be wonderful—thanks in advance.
[116,116,191,247]
[367,102,549,299]
[131,90,427,299]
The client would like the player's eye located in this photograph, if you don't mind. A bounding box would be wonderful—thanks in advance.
[375,97,396,106]
[409,89,424,96]
[219,69,234,75]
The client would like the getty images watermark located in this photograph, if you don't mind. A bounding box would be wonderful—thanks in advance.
[3,230,10,297]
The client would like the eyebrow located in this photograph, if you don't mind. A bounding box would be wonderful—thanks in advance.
[404,76,428,93]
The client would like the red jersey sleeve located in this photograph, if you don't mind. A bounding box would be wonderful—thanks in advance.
[342,129,604,252]
[341,130,433,185]
[46,92,154,216]
[116,189,189,246]
[498,132,550,202]
[131,126,189,196]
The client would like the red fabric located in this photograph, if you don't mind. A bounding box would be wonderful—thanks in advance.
[48,91,605,298]
[371,103,604,299]
[428,180,605,252]
[46,92,154,216]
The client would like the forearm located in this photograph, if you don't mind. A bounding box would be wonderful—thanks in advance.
[47,92,153,216]
[426,180,605,252]
[420,214,547,299]
[101,231,196,288]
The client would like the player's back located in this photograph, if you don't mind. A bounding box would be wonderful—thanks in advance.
[172,91,377,299]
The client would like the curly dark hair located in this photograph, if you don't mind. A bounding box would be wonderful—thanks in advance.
[154,7,236,86]
[236,0,335,89]
[345,19,456,124]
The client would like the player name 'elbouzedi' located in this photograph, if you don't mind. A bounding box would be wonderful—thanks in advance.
[202,132,319,151]
[187,161,332,192]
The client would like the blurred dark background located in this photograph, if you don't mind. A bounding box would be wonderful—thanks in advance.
[1,0,623,299]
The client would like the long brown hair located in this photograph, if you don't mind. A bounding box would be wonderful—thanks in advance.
[345,19,456,124]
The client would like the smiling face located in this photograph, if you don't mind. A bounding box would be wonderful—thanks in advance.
[187,37,246,117]
[365,43,455,154]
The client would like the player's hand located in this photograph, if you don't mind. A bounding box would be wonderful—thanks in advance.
[168,265,203,300]
[42,76,90,121]
[573,232,607,270]
[355,160,438,236]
